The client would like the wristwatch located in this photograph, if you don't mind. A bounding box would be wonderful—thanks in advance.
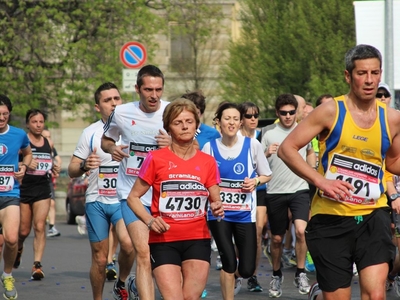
[79,159,89,172]
[390,193,400,201]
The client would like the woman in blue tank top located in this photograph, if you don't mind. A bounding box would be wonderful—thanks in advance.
[202,102,272,299]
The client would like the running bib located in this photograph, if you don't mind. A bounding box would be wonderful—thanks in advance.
[98,165,119,196]
[26,152,52,176]
[219,178,251,211]
[158,180,209,220]
[0,165,14,192]
[126,142,158,176]
[321,153,381,205]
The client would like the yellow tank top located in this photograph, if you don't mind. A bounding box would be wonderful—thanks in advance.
[312,96,391,217]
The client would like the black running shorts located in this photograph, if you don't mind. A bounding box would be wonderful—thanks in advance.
[305,208,395,292]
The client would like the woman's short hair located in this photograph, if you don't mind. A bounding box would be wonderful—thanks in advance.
[163,98,200,133]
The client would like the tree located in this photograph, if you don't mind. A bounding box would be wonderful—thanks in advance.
[160,0,226,99]
[220,0,356,116]
[0,0,162,126]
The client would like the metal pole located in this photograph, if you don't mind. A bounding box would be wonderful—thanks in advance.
[384,0,395,108]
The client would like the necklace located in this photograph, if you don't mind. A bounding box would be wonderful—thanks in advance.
[171,142,193,160]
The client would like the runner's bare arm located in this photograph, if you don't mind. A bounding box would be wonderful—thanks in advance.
[385,109,400,177]
[278,101,353,200]
[15,146,32,182]
[101,134,129,162]
[208,185,224,219]
[127,177,170,233]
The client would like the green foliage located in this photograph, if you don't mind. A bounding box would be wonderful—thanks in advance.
[0,0,162,127]
[220,0,356,117]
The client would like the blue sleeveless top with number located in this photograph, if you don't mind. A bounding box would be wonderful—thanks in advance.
[208,137,257,223]
[0,126,30,197]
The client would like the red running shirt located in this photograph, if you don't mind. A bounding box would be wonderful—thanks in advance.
[139,147,220,243]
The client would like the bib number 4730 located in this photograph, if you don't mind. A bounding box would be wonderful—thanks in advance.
[165,197,201,211]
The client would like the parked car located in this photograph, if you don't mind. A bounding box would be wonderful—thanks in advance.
[65,175,87,224]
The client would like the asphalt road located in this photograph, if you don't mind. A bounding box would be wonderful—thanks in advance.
[8,220,399,300]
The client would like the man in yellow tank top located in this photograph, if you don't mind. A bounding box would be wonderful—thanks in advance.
[278,44,400,300]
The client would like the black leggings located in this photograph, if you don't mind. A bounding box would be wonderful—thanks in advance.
[208,220,256,278]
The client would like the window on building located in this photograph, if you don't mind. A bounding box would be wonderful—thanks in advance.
[169,24,193,73]
[394,90,400,110]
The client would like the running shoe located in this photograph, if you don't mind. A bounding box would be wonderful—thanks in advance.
[201,289,207,298]
[305,251,315,272]
[269,275,283,298]
[247,275,262,292]
[31,262,45,280]
[106,262,117,281]
[1,275,17,300]
[47,227,61,237]
[75,215,87,235]
[215,255,222,270]
[386,279,393,291]
[308,282,321,300]
[234,277,242,295]
[126,274,139,300]
[210,238,218,252]
[395,276,400,297]
[294,272,310,295]
[262,235,269,249]
[13,247,23,269]
[112,280,128,300]
[282,251,297,268]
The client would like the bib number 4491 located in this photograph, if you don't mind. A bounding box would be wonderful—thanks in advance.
[336,175,370,197]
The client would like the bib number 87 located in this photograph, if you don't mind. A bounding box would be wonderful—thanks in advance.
[0,176,10,185]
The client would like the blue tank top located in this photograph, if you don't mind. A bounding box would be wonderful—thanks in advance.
[208,137,256,223]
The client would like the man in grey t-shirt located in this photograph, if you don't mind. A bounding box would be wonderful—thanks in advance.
[260,93,316,298]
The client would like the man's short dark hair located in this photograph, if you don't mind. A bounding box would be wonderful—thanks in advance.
[26,108,47,124]
[345,44,382,75]
[316,94,334,106]
[181,90,206,115]
[275,94,298,111]
[137,65,164,88]
[94,82,120,104]
[0,94,12,113]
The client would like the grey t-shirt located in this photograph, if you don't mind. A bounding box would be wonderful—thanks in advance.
[261,122,311,194]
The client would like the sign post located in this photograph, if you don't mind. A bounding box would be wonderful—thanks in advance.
[120,41,147,93]
[122,69,138,93]
[119,41,147,69]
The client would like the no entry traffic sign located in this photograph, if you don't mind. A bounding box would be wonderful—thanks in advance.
[120,41,147,69]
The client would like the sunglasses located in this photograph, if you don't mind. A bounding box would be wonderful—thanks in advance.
[244,113,259,119]
[278,110,296,116]
[376,92,390,98]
